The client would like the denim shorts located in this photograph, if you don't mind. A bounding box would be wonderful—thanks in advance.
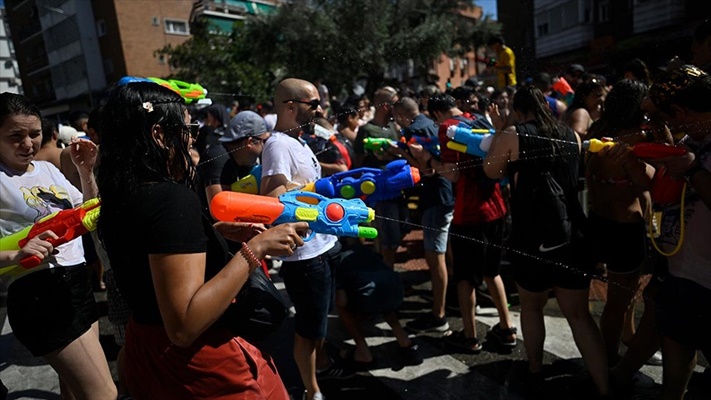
[280,243,341,339]
[421,205,454,253]
[7,265,98,357]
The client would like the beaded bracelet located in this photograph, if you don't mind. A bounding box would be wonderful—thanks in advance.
[239,242,262,271]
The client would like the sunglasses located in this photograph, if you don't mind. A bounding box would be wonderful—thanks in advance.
[282,99,321,110]
[250,136,268,145]
[187,122,200,139]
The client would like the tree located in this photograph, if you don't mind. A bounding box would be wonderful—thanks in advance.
[246,0,501,95]
[155,18,275,103]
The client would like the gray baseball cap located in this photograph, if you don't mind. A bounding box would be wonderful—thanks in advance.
[219,111,268,143]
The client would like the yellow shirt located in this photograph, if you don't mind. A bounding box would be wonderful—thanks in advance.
[496,46,516,88]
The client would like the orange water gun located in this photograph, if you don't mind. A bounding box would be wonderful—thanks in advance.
[210,191,377,240]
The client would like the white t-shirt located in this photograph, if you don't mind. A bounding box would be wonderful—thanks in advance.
[1,161,85,282]
[660,135,711,290]
[261,131,337,261]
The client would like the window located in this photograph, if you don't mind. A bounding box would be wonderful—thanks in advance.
[537,23,549,37]
[96,19,106,37]
[103,58,114,75]
[164,19,189,35]
[152,17,160,26]
[598,0,609,22]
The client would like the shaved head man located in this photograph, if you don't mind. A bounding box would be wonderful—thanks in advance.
[274,78,323,134]
[260,78,347,400]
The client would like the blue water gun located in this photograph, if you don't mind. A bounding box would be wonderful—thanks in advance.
[300,159,421,205]
[445,126,495,158]
[210,191,378,240]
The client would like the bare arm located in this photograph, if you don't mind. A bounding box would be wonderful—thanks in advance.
[567,108,592,137]
[483,126,517,179]
[150,223,307,347]
[261,173,290,198]
[320,162,348,176]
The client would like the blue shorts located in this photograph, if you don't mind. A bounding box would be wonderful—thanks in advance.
[421,205,453,253]
[374,198,408,249]
[280,243,341,339]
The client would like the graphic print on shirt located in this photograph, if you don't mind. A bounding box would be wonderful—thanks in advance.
[20,184,73,222]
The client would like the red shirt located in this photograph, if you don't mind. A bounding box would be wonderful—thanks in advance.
[438,114,507,225]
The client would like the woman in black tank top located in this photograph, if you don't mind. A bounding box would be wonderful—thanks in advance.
[483,87,610,397]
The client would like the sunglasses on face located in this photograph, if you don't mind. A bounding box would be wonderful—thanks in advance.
[187,122,200,139]
[250,136,268,145]
[282,99,321,110]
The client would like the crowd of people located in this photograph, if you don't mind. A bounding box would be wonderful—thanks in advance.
[1,20,710,400]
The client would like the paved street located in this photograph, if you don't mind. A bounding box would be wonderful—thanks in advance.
[1,228,709,400]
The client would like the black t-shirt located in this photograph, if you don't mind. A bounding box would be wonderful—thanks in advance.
[102,182,230,326]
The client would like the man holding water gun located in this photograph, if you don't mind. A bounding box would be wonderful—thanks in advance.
[410,94,516,353]
[392,97,455,333]
[353,86,408,267]
[260,78,353,400]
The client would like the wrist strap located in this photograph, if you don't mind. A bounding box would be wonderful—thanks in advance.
[239,242,262,271]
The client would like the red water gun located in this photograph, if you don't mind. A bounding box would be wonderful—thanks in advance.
[0,198,101,277]
[584,139,688,204]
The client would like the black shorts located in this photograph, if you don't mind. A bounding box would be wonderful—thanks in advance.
[451,219,504,286]
[512,239,593,293]
[656,275,711,352]
[7,265,98,357]
[587,212,647,274]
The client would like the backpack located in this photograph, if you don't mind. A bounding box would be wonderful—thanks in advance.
[511,169,572,253]
[510,123,573,254]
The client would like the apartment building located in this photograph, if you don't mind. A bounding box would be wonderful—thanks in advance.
[498,0,709,80]
[1,4,23,94]
[6,0,194,115]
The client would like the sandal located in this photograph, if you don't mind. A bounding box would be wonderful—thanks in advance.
[488,323,517,347]
[444,330,482,354]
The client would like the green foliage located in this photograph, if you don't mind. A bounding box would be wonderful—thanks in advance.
[155,18,274,103]
[155,1,502,100]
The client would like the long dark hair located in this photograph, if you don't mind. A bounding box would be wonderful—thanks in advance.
[588,79,648,139]
[513,86,566,139]
[0,93,41,126]
[97,82,193,235]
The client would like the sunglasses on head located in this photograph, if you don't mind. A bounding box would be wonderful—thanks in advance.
[282,99,320,110]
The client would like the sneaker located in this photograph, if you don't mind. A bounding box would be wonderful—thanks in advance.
[645,350,662,366]
[487,322,517,347]
[316,360,356,380]
[406,313,450,333]
[302,391,325,400]
[398,342,423,366]
[444,330,482,354]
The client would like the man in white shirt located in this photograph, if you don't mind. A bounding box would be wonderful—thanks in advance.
[260,78,350,400]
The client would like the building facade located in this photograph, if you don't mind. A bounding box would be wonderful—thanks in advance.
[498,0,710,81]
[5,0,195,115]
[1,4,23,94]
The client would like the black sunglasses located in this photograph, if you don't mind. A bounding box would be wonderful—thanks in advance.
[282,99,320,110]
[187,122,200,139]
